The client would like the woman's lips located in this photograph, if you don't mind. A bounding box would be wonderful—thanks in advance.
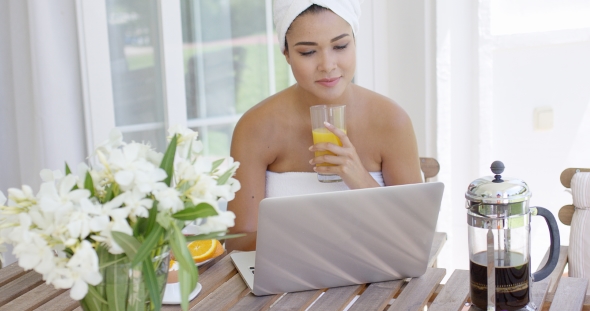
[316,77,341,87]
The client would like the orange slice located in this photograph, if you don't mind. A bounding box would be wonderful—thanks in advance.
[212,240,224,258]
[187,239,217,263]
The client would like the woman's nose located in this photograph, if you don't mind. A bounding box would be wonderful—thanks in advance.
[317,51,336,72]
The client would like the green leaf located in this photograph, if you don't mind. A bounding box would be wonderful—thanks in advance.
[178,264,194,311]
[111,231,141,262]
[104,185,114,203]
[131,224,164,267]
[211,158,225,172]
[160,134,178,186]
[184,232,246,242]
[84,171,95,197]
[86,284,108,306]
[106,256,127,311]
[65,163,72,175]
[145,200,158,235]
[216,167,234,185]
[170,223,198,310]
[142,257,162,311]
[172,203,218,221]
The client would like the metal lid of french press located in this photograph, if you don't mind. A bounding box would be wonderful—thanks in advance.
[465,161,531,204]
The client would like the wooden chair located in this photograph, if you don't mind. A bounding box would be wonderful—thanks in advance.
[536,168,590,305]
[558,168,590,225]
[419,157,440,182]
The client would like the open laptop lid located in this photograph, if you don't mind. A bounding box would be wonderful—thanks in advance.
[251,182,444,296]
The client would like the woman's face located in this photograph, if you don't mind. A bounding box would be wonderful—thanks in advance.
[284,9,356,102]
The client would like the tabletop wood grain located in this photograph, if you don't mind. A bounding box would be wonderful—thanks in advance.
[2,232,590,311]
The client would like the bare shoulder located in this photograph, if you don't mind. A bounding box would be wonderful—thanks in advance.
[350,85,422,185]
[352,85,413,131]
[231,87,293,162]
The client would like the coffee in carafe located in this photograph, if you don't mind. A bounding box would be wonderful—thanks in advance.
[470,251,529,310]
[465,161,560,311]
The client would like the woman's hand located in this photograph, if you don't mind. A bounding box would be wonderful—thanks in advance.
[309,121,380,189]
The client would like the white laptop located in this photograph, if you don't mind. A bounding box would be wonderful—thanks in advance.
[230,182,444,296]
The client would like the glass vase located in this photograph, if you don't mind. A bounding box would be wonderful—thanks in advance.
[79,246,170,311]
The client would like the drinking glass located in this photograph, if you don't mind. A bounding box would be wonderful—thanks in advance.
[310,105,346,183]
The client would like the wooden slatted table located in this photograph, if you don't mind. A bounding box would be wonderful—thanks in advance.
[1,233,589,311]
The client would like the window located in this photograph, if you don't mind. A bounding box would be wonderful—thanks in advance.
[82,0,293,157]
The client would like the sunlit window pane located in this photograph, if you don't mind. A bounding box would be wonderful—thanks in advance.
[105,0,166,151]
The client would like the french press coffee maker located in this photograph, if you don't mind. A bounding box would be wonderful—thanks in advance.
[466,161,560,311]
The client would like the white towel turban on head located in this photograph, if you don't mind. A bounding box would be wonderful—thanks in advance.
[273,0,362,52]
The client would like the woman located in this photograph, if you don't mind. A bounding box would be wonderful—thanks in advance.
[226,0,422,251]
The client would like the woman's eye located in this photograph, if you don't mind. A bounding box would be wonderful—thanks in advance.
[334,43,348,50]
[300,50,315,56]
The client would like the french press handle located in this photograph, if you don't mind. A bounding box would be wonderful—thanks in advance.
[531,206,561,282]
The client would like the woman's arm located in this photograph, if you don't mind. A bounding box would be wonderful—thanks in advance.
[225,110,275,252]
[379,101,423,186]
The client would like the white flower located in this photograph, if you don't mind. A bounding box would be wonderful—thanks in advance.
[12,229,56,275]
[110,143,166,193]
[0,191,6,206]
[40,169,64,182]
[66,198,103,240]
[185,175,218,205]
[65,240,102,300]
[189,211,236,235]
[90,194,132,254]
[154,188,184,213]
[123,189,153,220]
[37,175,90,213]
[73,163,91,190]
[168,125,203,159]
[95,128,124,156]
[7,185,36,208]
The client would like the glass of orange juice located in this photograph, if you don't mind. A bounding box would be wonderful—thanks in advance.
[310,105,346,183]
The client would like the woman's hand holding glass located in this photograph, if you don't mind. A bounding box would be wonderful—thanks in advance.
[309,121,380,189]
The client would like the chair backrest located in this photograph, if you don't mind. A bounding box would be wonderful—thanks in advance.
[558,168,590,225]
[420,157,440,182]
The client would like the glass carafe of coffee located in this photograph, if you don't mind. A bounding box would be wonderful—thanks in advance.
[466,161,560,311]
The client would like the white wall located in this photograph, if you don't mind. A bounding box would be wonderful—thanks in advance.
[0,0,87,266]
[435,0,590,277]
[361,0,590,278]
[493,42,590,268]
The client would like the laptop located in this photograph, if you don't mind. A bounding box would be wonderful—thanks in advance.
[230,182,444,296]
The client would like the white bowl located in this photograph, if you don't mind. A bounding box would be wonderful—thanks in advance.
[162,282,202,305]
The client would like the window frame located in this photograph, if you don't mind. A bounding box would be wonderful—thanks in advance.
[77,0,275,154]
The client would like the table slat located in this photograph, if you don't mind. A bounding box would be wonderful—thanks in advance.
[307,284,363,311]
[0,270,44,306]
[429,233,447,268]
[161,253,237,311]
[348,280,404,311]
[191,273,247,311]
[270,289,323,311]
[537,245,569,294]
[0,283,65,311]
[0,262,27,287]
[390,268,446,311]
[429,269,470,311]
[226,292,280,311]
[530,278,550,310]
[33,290,80,311]
[549,277,588,311]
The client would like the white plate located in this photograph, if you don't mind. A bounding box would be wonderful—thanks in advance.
[162,282,202,305]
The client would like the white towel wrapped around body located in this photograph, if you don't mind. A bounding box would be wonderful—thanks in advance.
[273,0,363,52]
[265,171,384,198]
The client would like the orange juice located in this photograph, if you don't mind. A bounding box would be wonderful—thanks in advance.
[312,128,346,166]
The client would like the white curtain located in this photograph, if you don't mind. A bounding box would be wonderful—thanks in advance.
[0,0,87,266]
